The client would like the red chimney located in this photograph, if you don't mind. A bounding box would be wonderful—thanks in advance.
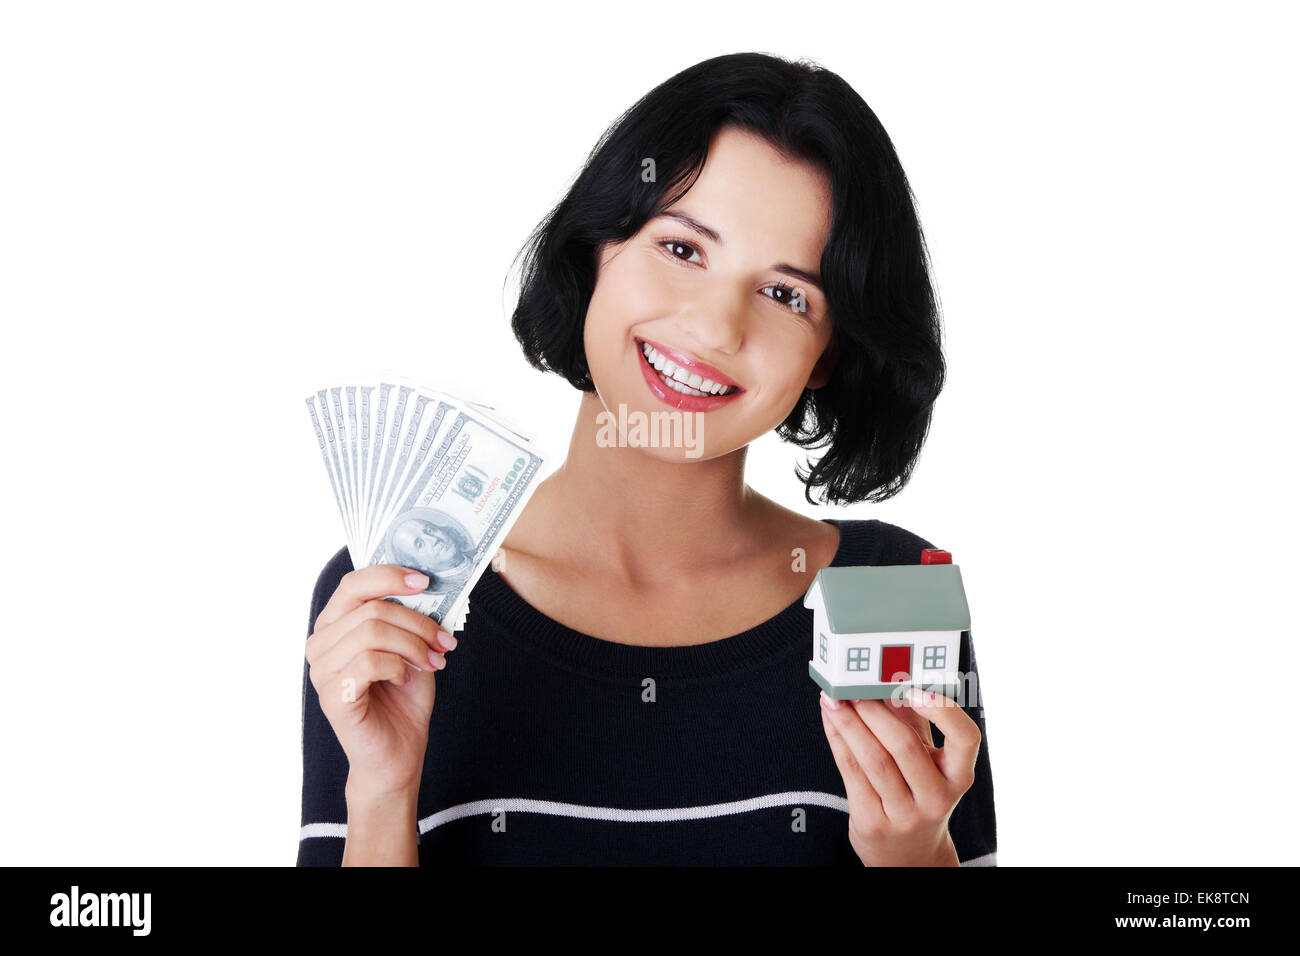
[921,548,952,565]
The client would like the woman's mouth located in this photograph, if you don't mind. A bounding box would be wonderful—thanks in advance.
[635,337,745,411]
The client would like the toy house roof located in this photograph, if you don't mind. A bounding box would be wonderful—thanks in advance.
[804,565,971,634]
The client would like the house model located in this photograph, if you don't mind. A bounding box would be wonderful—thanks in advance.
[804,549,970,700]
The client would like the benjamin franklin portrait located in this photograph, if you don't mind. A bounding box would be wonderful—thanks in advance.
[384,507,476,595]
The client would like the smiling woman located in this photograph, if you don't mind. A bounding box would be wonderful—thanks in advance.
[581,124,836,458]
[298,51,997,868]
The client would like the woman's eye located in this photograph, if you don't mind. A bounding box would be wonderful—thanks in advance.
[762,282,808,313]
[659,239,811,315]
[660,239,703,264]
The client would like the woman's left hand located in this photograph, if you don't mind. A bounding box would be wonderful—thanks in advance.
[819,687,980,867]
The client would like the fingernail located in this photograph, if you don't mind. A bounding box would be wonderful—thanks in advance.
[819,690,843,710]
[428,649,447,670]
[405,571,430,590]
[437,630,457,651]
[907,687,929,707]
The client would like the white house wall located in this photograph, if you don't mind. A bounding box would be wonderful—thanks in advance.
[810,609,827,669]
[817,629,962,685]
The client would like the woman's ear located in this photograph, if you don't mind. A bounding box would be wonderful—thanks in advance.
[806,335,839,390]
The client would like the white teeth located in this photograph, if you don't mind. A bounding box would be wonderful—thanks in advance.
[664,376,708,397]
[640,341,738,396]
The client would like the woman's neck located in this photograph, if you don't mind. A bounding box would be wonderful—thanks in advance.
[517,392,774,587]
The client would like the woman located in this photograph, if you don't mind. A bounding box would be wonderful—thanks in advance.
[298,52,997,866]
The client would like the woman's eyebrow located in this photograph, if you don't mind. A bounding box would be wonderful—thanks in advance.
[656,210,824,294]
[659,210,723,243]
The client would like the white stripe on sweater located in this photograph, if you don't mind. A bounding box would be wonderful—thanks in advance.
[301,793,996,865]
[416,790,851,832]
[301,790,848,843]
[300,822,347,840]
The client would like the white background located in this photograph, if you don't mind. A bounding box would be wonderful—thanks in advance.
[1,1,1295,866]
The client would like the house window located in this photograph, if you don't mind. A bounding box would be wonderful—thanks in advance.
[923,645,946,669]
[847,647,870,671]
[819,632,828,663]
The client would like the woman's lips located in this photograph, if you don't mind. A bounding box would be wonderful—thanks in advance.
[635,338,745,412]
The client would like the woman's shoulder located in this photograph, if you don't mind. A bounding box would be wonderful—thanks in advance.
[828,517,941,566]
[308,545,354,630]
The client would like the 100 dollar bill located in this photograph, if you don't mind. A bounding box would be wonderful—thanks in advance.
[367,411,545,626]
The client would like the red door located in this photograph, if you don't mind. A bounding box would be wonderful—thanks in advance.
[880,645,912,683]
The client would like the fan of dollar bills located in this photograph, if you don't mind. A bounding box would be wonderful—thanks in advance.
[305,378,547,632]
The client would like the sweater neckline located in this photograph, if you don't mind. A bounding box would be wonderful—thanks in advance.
[469,517,882,680]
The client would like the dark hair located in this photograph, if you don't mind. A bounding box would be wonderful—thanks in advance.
[509,51,945,505]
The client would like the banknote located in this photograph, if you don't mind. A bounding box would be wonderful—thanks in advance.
[306,379,546,631]
[314,388,358,565]
[367,410,545,626]
[365,382,393,546]
[371,393,456,558]
[305,395,349,543]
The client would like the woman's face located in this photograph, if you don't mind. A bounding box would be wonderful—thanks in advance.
[583,124,836,462]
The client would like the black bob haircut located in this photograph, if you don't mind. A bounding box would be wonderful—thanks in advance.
[509,51,945,506]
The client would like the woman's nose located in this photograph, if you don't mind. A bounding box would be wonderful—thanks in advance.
[674,278,746,354]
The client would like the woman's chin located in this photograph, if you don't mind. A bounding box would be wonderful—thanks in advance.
[637,443,712,464]
[626,431,754,464]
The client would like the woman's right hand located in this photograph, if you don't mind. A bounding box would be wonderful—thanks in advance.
[306,564,456,798]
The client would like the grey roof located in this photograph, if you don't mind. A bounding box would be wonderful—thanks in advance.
[804,564,971,634]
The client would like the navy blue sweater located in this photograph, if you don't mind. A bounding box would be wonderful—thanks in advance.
[297,518,998,866]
